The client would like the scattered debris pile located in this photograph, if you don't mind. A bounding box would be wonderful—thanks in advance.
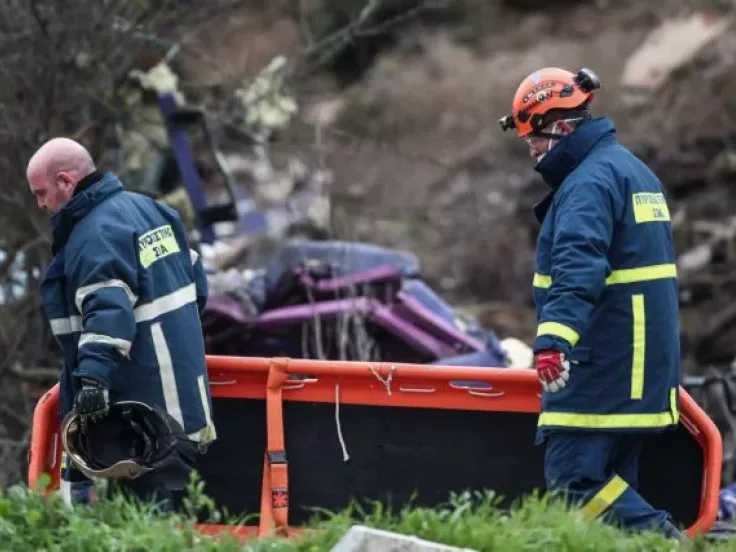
[110,58,534,371]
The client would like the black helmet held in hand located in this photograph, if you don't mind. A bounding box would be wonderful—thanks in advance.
[61,400,197,490]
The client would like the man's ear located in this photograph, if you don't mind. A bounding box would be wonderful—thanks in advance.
[57,172,74,191]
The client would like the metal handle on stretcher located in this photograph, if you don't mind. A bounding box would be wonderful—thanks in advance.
[448,380,505,397]
[208,377,320,389]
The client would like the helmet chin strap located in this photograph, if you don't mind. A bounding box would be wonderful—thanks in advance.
[535,122,560,164]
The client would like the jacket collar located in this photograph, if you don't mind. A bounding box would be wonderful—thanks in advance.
[50,172,124,254]
[72,169,104,198]
[532,117,617,223]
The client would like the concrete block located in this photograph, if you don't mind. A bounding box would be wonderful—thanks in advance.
[330,525,479,552]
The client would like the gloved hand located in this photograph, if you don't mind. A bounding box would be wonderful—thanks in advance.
[534,349,570,393]
[74,378,110,425]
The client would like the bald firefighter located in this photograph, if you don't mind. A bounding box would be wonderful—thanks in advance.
[499,67,682,538]
[27,137,217,510]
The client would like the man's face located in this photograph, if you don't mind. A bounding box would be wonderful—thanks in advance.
[523,120,574,163]
[525,134,556,163]
[28,171,75,215]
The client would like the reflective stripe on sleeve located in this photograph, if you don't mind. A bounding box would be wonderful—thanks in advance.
[50,283,197,336]
[78,333,132,358]
[75,279,137,314]
[536,321,580,346]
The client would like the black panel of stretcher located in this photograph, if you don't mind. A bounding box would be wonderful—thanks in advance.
[192,397,703,529]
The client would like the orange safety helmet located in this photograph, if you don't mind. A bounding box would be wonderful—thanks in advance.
[499,67,600,138]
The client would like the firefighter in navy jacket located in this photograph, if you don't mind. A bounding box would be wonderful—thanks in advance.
[27,137,216,507]
[500,68,682,538]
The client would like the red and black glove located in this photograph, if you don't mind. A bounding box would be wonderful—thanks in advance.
[534,349,570,393]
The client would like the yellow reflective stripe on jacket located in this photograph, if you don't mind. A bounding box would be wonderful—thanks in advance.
[538,387,679,429]
[533,273,552,289]
[670,387,679,425]
[580,475,629,521]
[630,294,645,400]
[538,410,675,429]
[536,322,580,346]
[605,263,677,285]
[533,273,552,288]
[533,263,677,289]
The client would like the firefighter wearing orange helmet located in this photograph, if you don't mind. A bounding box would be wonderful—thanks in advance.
[501,67,683,539]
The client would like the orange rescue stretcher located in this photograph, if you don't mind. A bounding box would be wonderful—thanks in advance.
[27,356,723,540]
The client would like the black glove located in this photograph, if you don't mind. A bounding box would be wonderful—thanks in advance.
[74,378,110,425]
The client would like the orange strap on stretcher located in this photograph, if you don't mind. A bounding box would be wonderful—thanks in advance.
[259,358,290,536]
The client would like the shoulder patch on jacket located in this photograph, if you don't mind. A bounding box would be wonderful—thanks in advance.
[139,224,181,268]
[632,192,670,223]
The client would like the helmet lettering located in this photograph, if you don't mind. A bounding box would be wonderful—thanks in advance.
[522,81,555,104]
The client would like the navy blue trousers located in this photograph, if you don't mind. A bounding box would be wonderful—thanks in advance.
[544,431,676,533]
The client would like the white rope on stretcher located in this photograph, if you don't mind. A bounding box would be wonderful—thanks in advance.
[367,362,395,396]
[334,382,350,462]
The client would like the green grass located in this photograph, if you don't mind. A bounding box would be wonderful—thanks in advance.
[1,473,733,551]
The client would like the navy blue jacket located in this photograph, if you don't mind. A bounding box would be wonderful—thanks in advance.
[531,118,681,441]
[41,172,216,444]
